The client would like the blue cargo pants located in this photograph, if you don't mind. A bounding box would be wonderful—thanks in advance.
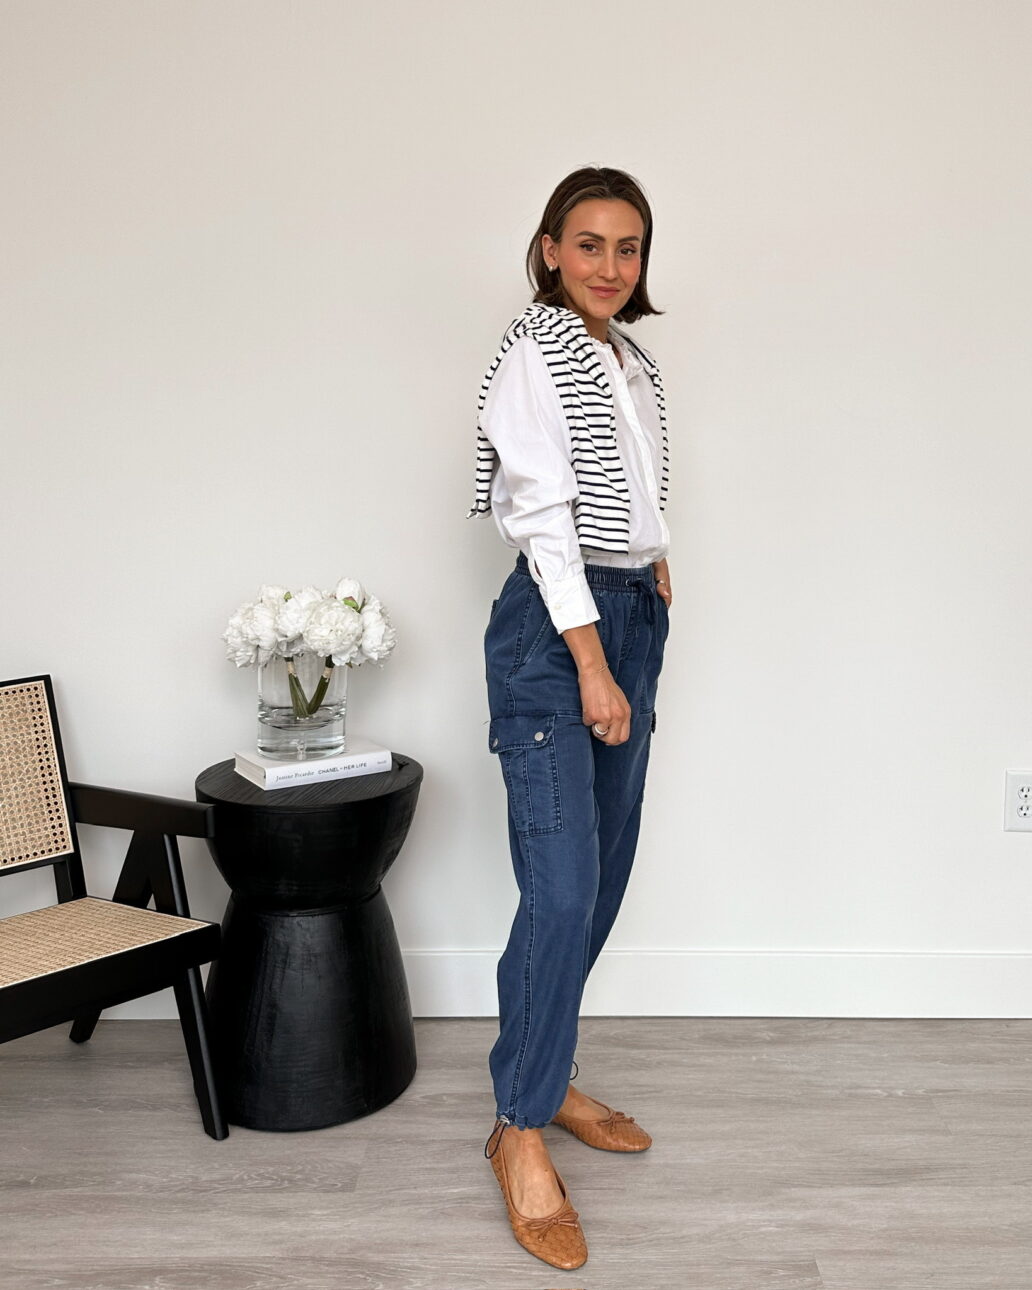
[483,549,669,1129]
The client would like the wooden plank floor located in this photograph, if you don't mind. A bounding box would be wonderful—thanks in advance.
[1,1017,1030,1289]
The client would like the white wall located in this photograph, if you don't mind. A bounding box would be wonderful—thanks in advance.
[2,1,1030,1019]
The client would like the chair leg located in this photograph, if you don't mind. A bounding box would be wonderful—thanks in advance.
[70,832,158,1045]
[173,966,228,1140]
[69,1013,100,1044]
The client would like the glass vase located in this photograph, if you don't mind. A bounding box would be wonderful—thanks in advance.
[257,652,348,760]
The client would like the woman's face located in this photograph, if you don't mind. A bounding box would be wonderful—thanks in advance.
[542,198,644,333]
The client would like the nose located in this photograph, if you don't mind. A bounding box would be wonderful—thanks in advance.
[599,252,619,281]
[595,246,621,279]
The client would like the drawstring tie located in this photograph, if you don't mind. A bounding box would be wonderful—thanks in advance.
[627,572,660,633]
[484,1118,508,1158]
[486,1057,580,1157]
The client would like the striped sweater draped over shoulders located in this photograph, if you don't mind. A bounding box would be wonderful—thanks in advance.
[466,302,669,553]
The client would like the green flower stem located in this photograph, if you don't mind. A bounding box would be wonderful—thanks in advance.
[284,658,310,719]
[306,657,335,716]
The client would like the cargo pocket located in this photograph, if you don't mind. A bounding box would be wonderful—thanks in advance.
[488,712,562,835]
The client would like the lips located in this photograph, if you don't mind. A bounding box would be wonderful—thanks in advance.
[590,287,619,297]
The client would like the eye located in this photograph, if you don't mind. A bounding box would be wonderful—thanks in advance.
[579,241,640,256]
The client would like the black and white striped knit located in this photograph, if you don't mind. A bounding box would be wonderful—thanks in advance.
[466,302,668,552]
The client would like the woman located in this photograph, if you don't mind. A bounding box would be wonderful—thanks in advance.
[466,166,672,1271]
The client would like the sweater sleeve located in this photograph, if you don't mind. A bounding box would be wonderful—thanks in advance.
[479,336,600,632]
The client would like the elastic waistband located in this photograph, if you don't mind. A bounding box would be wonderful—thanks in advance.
[515,549,655,591]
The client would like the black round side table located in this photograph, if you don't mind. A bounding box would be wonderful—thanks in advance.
[195,754,423,1131]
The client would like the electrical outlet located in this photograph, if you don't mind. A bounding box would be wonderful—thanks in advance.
[1004,770,1032,832]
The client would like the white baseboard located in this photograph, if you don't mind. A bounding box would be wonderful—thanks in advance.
[403,948,1032,1018]
[105,949,1032,1020]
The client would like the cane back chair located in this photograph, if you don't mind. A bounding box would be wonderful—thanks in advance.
[0,674,227,1139]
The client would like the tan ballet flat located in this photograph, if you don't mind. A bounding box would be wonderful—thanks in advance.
[484,1119,588,1270]
[552,1094,653,1152]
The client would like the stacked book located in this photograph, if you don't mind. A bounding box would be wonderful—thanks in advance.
[234,733,392,791]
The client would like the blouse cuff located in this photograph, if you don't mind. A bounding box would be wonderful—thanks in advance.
[535,567,600,634]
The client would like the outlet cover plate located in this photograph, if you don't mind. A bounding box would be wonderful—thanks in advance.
[1004,770,1032,832]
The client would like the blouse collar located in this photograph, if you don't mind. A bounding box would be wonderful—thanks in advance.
[591,331,644,380]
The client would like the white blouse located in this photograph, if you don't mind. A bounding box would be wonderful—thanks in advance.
[480,329,670,633]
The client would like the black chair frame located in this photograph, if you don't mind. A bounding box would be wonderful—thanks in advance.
[0,675,227,1140]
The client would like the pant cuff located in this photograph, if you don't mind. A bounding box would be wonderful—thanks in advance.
[495,1110,555,1130]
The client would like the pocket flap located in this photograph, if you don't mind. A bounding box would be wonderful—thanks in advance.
[488,712,556,754]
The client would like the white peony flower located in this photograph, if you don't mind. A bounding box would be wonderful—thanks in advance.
[222,600,279,667]
[257,584,290,607]
[356,596,397,665]
[294,585,325,610]
[223,613,258,668]
[334,577,366,608]
[274,585,324,656]
[304,598,363,662]
[224,577,396,676]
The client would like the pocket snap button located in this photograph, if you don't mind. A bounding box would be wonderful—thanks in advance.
[533,731,544,741]
[491,737,499,747]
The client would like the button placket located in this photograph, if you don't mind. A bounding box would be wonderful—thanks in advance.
[604,345,670,551]
[619,384,667,531]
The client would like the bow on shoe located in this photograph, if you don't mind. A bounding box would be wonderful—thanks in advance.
[524,1205,582,1238]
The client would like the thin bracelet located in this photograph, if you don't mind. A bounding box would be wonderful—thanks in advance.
[580,660,610,677]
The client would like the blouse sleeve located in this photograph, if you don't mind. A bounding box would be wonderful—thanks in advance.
[480,336,600,632]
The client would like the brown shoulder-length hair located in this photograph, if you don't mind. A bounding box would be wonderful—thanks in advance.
[525,166,664,325]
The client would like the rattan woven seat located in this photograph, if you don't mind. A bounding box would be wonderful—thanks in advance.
[0,674,227,1140]
[0,898,210,989]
